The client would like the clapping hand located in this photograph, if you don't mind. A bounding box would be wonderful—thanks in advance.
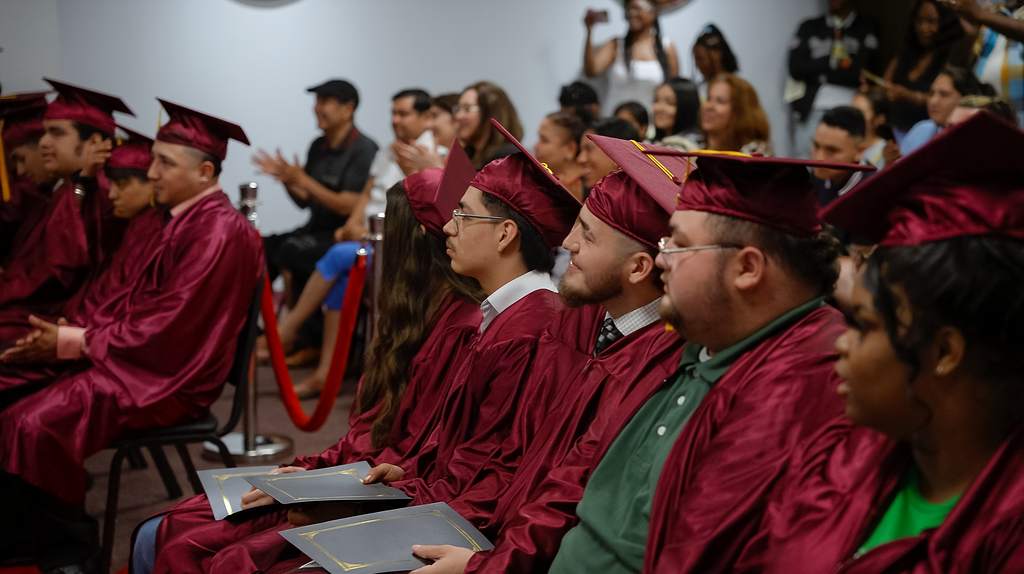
[253,149,305,186]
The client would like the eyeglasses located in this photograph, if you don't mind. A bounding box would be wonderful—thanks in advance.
[452,104,480,115]
[452,209,507,232]
[657,237,742,261]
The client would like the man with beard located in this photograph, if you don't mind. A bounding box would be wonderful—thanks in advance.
[394,135,688,574]
[500,144,873,574]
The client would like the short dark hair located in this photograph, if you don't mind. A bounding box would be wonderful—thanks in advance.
[72,122,113,143]
[104,166,148,183]
[941,65,984,98]
[707,214,841,298]
[863,237,1024,426]
[186,147,222,177]
[393,89,431,114]
[821,106,867,140]
[660,77,701,136]
[545,111,587,158]
[480,191,556,274]
[588,117,641,141]
[559,81,599,108]
[614,101,650,129]
[695,24,740,74]
[431,93,460,115]
[859,87,891,120]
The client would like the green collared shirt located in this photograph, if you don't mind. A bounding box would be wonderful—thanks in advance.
[549,297,827,574]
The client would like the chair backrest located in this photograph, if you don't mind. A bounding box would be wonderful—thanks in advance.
[218,277,265,436]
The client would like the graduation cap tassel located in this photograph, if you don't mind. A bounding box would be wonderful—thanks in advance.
[631,140,676,181]
[0,136,10,202]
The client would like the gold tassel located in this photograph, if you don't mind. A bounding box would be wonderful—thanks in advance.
[0,135,10,202]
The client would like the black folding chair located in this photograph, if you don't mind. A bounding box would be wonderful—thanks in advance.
[98,280,264,573]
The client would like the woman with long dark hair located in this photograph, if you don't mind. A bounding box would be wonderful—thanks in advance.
[735,113,1024,574]
[134,166,485,573]
[651,76,702,150]
[533,111,587,201]
[882,0,965,139]
[455,81,522,171]
[583,0,680,115]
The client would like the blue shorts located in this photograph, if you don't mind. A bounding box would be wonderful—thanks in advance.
[315,242,363,311]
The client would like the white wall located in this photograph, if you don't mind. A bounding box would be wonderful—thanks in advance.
[0,0,824,234]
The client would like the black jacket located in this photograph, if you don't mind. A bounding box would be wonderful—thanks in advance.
[788,13,879,120]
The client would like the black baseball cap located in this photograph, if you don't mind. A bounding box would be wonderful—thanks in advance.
[307,79,359,108]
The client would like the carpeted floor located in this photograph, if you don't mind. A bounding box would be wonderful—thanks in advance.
[82,364,360,571]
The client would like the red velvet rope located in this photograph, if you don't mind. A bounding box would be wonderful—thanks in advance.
[260,254,368,432]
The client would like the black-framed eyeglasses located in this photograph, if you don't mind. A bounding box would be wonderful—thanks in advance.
[452,209,507,232]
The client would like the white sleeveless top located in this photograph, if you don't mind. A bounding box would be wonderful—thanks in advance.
[602,36,671,116]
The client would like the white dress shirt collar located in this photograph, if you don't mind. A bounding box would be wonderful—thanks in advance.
[479,270,557,332]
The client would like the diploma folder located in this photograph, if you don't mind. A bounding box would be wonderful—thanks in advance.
[280,502,494,574]
[197,465,278,520]
[243,461,411,504]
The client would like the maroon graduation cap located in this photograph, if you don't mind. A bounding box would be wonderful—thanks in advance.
[109,126,155,172]
[405,138,477,239]
[156,99,249,161]
[0,92,50,149]
[822,112,1024,246]
[642,148,876,238]
[587,137,695,248]
[42,78,133,134]
[469,119,582,249]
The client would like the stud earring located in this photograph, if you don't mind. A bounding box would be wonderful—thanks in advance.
[936,365,945,374]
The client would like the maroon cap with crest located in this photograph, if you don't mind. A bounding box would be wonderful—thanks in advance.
[43,78,133,134]
[468,119,582,249]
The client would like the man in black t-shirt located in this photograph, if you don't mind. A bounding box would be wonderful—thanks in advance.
[255,79,377,322]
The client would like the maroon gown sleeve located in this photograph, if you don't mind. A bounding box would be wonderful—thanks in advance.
[643,307,849,574]
[391,291,561,500]
[289,297,482,470]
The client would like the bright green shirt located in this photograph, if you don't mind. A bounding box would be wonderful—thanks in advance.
[857,467,961,557]
[549,298,827,574]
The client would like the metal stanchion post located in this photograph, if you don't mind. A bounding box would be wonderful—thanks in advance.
[362,213,385,360]
[203,182,294,462]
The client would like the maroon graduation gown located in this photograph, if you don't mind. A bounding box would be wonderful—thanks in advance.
[143,295,481,574]
[735,419,1024,574]
[463,318,683,573]
[0,177,122,345]
[0,177,49,266]
[0,207,165,396]
[0,191,263,505]
[468,304,845,573]
[194,289,562,574]
[441,307,683,534]
[640,304,848,574]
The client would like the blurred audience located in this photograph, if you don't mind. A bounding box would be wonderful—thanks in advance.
[811,106,870,206]
[577,117,639,191]
[701,73,773,154]
[851,87,892,168]
[533,111,587,201]
[583,0,679,115]
[651,77,702,151]
[614,100,650,140]
[882,0,965,140]
[899,65,983,155]
[559,81,601,122]
[787,0,879,160]
[692,24,740,101]
[455,81,522,170]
